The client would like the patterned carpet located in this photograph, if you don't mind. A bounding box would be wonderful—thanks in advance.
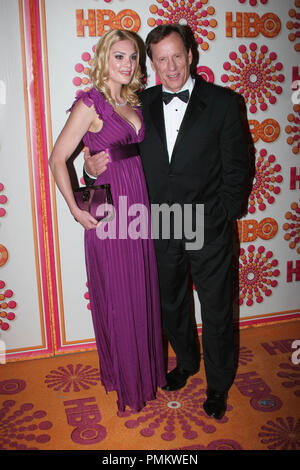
[0,319,299,452]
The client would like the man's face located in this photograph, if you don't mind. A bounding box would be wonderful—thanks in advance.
[150,32,192,93]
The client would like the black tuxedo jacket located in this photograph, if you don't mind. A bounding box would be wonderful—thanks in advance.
[138,77,249,245]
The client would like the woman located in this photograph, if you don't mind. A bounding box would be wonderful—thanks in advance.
[49,29,166,413]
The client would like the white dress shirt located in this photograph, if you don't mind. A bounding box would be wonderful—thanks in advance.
[163,76,195,161]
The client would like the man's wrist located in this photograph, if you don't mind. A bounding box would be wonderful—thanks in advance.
[83,163,97,180]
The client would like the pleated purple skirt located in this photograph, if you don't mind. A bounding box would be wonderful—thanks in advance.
[84,155,167,412]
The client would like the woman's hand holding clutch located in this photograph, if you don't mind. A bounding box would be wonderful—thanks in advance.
[72,207,98,230]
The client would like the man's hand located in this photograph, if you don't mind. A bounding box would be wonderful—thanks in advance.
[84,147,109,177]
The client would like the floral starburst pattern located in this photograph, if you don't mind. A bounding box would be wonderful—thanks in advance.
[259,417,300,450]
[0,280,17,332]
[0,183,7,218]
[221,43,284,114]
[0,400,52,450]
[277,363,300,398]
[283,201,300,254]
[72,49,95,91]
[120,377,232,441]
[238,0,268,5]
[44,364,100,393]
[147,0,217,51]
[285,104,300,155]
[248,148,283,214]
[286,1,300,52]
[239,245,280,306]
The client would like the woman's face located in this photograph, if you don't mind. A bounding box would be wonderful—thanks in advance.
[107,39,137,89]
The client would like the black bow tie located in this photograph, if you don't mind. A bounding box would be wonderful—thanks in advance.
[162,89,190,105]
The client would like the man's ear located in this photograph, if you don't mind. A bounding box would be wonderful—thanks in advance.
[188,49,193,66]
[150,60,156,72]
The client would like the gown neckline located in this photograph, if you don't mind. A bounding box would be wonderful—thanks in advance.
[111,104,142,137]
[86,88,143,139]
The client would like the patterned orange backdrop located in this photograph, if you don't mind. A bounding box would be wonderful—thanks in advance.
[0,0,299,362]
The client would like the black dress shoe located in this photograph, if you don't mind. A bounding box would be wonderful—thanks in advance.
[203,389,228,420]
[162,366,198,392]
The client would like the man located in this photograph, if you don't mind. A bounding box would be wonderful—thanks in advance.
[83,24,249,420]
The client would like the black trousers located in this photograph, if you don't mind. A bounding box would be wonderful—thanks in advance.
[155,229,235,392]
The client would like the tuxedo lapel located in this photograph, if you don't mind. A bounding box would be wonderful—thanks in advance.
[171,78,206,160]
[149,85,168,150]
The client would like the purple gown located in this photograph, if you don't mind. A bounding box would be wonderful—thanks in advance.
[70,88,166,412]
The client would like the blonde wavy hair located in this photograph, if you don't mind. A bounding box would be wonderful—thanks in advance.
[90,29,144,107]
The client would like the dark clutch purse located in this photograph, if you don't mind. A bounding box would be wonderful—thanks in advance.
[73,184,113,221]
